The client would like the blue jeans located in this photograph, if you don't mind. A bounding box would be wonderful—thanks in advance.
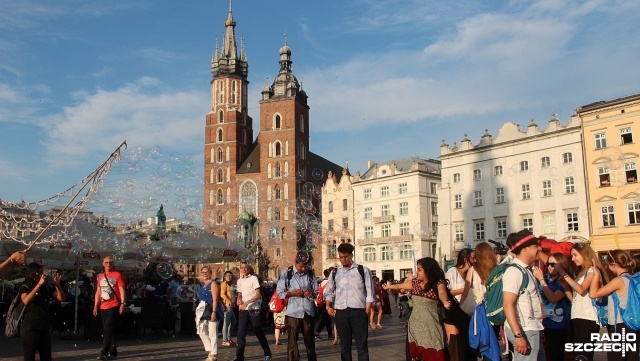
[505,328,545,361]
[222,307,236,341]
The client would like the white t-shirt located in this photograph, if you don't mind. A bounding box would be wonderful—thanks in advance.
[571,268,599,323]
[237,275,261,309]
[502,258,544,332]
[446,267,466,301]
[470,269,486,294]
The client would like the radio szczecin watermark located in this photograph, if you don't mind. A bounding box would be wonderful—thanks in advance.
[565,330,636,357]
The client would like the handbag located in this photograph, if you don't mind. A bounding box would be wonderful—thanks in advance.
[460,272,484,315]
[269,290,287,313]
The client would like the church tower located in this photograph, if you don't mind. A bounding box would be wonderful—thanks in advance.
[203,0,252,233]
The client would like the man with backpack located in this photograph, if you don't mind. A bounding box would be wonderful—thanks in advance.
[503,230,545,361]
[324,243,374,361]
[276,251,318,361]
[93,256,126,360]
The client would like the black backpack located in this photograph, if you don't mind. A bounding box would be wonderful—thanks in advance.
[329,264,367,297]
[5,286,29,338]
[285,266,315,289]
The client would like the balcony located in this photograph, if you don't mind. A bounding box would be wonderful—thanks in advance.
[358,234,413,245]
[373,215,395,224]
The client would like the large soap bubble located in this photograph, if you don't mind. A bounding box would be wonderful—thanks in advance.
[157,262,173,279]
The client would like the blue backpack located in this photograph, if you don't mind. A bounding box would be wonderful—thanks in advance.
[589,269,609,326]
[483,262,528,325]
[612,273,640,331]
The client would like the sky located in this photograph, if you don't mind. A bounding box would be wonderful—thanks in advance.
[1,0,640,221]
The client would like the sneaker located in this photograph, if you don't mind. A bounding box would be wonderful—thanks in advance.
[221,341,230,346]
[264,356,272,361]
[96,353,108,360]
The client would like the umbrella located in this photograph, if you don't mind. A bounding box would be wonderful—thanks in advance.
[148,228,249,264]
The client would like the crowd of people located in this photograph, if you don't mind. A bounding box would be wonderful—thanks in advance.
[3,230,640,361]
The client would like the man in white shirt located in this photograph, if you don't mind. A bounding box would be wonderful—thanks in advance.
[232,262,272,361]
[503,230,545,361]
[324,243,374,361]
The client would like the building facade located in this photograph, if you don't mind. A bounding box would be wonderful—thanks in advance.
[438,116,589,262]
[320,169,355,273]
[576,93,640,254]
[350,158,441,281]
[202,4,341,279]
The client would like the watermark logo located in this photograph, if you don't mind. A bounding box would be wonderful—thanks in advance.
[564,330,636,358]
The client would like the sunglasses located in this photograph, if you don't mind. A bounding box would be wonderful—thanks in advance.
[547,262,556,267]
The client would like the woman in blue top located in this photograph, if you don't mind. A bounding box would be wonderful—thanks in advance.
[196,266,221,361]
[533,252,572,361]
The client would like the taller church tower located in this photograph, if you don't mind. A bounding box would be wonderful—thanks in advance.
[203,1,252,233]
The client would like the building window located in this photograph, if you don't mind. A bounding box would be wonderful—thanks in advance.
[522,184,531,199]
[542,180,552,197]
[328,241,337,259]
[399,183,408,194]
[364,207,372,219]
[274,162,281,178]
[520,161,529,171]
[400,222,410,235]
[364,226,373,239]
[432,222,438,236]
[523,217,533,232]
[364,247,376,262]
[598,167,610,187]
[328,219,334,232]
[343,199,348,211]
[454,194,462,209]
[565,177,575,193]
[217,189,224,204]
[453,173,461,183]
[473,169,482,180]
[595,132,607,149]
[274,185,281,200]
[342,217,349,230]
[602,206,616,227]
[364,189,371,199]
[400,245,413,260]
[381,186,389,197]
[274,207,281,221]
[494,166,503,176]
[625,162,637,183]
[217,169,224,183]
[621,127,633,145]
[381,224,391,238]
[430,182,437,194]
[381,204,390,217]
[474,222,485,241]
[474,191,483,206]
[431,202,438,216]
[274,114,281,129]
[496,220,507,238]
[399,202,409,216]
[217,148,223,163]
[543,214,556,234]
[381,246,394,260]
[541,156,550,168]
[628,203,640,225]
[563,152,573,164]
[496,187,505,203]
[217,211,223,225]
[217,129,223,142]
[328,201,334,212]
[400,269,413,280]
[454,223,464,242]
[567,213,579,232]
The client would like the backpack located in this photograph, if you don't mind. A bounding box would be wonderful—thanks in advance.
[285,266,315,290]
[315,281,327,308]
[483,262,528,325]
[5,286,29,338]
[589,269,608,326]
[612,273,640,330]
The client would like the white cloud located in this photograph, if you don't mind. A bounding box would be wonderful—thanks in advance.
[44,77,208,168]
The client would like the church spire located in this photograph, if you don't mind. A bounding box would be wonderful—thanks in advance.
[211,0,247,78]
[222,0,237,60]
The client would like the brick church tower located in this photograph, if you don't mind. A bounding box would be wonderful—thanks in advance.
[204,2,341,279]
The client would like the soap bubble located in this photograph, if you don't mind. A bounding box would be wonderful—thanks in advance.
[157,263,173,279]
[312,168,324,180]
[176,285,195,302]
[149,145,163,159]
[247,303,261,316]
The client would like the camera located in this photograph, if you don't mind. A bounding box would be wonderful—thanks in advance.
[487,239,509,256]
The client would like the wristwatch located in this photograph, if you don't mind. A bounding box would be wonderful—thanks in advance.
[513,332,525,338]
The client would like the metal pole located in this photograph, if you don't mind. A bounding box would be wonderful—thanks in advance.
[74,255,80,333]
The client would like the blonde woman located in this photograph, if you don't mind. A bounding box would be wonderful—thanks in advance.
[555,243,609,361]
[220,271,236,347]
[196,266,221,361]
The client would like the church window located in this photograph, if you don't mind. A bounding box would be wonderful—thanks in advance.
[231,94,236,103]
[216,211,223,225]
[275,142,282,156]
[274,114,282,129]
[275,185,281,200]
[232,81,236,92]
[217,189,224,204]
[218,110,224,123]
[217,169,223,183]
[217,148,223,163]
[240,181,258,215]
[300,115,305,133]
[275,162,281,178]
[217,129,223,142]
[274,207,281,221]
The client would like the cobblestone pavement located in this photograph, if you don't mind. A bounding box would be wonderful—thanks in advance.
[0,310,407,361]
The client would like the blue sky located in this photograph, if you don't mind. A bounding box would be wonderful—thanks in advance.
[1,0,639,219]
